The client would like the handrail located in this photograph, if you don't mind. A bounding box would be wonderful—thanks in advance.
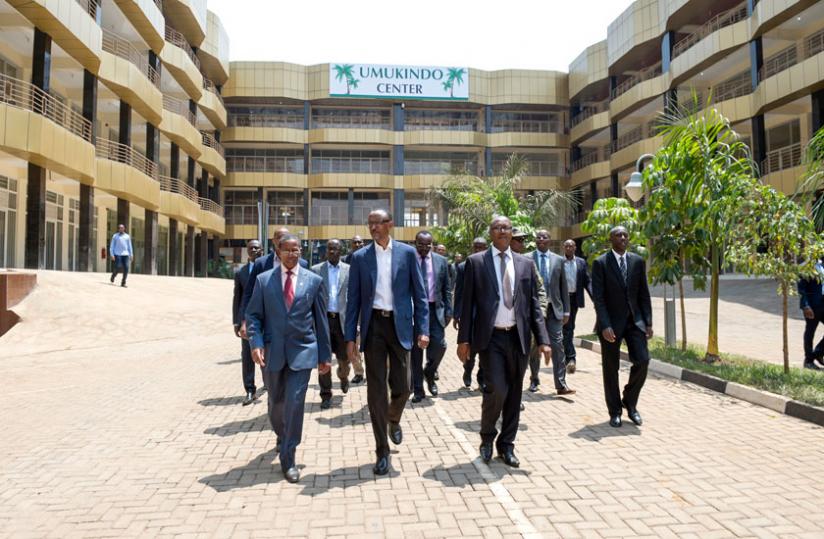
[228,112,304,129]
[202,78,225,105]
[226,155,304,174]
[102,29,160,88]
[672,2,748,59]
[711,71,750,103]
[611,62,663,99]
[199,197,224,217]
[164,25,201,70]
[761,143,802,175]
[75,0,100,19]
[163,95,197,126]
[572,145,611,171]
[611,125,644,152]
[160,174,198,202]
[96,137,159,180]
[489,119,561,134]
[570,101,609,127]
[201,131,225,157]
[760,28,824,81]
[0,73,92,141]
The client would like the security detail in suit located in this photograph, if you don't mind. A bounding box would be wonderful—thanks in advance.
[232,239,263,406]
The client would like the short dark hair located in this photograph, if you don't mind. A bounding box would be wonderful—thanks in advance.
[370,208,392,222]
[609,226,628,237]
[415,230,432,240]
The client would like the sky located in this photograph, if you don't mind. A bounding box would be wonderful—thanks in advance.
[208,0,636,72]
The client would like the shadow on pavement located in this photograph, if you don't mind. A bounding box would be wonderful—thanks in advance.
[524,392,576,404]
[215,358,241,365]
[422,461,529,488]
[437,388,480,401]
[199,447,281,491]
[204,413,269,437]
[568,422,640,442]
[297,464,400,495]
[453,419,528,432]
[314,404,370,427]
[197,395,247,406]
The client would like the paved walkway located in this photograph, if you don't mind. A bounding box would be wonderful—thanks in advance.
[0,272,822,538]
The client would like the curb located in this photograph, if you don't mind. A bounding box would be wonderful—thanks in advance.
[576,338,824,428]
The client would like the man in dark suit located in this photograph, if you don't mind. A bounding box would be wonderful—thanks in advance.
[239,227,309,338]
[342,235,365,264]
[591,226,652,428]
[246,234,331,483]
[411,230,453,403]
[454,237,488,389]
[450,254,464,291]
[562,239,592,374]
[341,234,366,383]
[798,259,824,370]
[457,216,550,468]
[345,209,430,476]
[232,239,263,405]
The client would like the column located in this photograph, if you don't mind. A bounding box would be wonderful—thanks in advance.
[484,105,493,177]
[751,114,767,174]
[393,145,404,175]
[302,188,309,228]
[749,36,763,92]
[184,225,195,276]
[661,31,675,74]
[393,103,404,131]
[303,101,311,130]
[117,100,132,224]
[144,209,157,275]
[78,69,97,272]
[303,144,310,174]
[168,219,178,276]
[347,188,355,226]
[187,156,196,187]
[212,178,221,203]
[484,148,493,177]
[117,198,130,230]
[812,89,824,133]
[393,189,404,227]
[170,143,180,179]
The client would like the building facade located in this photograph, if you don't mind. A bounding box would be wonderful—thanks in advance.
[1,0,823,271]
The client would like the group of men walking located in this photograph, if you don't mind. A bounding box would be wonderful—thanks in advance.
[230,211,654,483]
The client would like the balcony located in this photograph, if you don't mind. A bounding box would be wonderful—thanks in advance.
[198,78,227,129]
[571,146,611,187]
[224,112,306,144]
[309,110,395,144]
[99,29,162,125]
[199,197,226,234]
[225,155,306,188]
[113,0,165,52]
[0,73,95,183]
[610,124,664,169]
[160,95,202,158]
[161,24,203,100]
[95,137,160,209]
[760,29,824,81]
[309,156,393,189]
[75,0,100,19]
[404,111,483,146]
[570,101,610,144]
[756,27,824,110]
[610,62,666,120]
[672,2,748,60]
[762,143,803,194]
[199,131,226,178]
[159,174,200,225]
[611,63,663,100]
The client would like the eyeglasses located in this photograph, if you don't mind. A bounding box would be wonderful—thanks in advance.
[491,226,513,233]
[367,219,392,226]
[279,249,301,255]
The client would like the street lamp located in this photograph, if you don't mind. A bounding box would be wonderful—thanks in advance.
[624,152,677,348]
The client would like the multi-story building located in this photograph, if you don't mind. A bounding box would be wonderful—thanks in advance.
[2,0,823,271]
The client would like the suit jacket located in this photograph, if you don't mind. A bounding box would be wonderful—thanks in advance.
[457,248,550,358]
[529,250,567,319]
[798,273,824,311]
[240,252,309,318]
[245,266,331,372]
[311,260,350,328]
[453,260,467,321]
[344,239,429,351]
[591,251,652,335]
[423,253,453,328]
[232,262,253,327]
[565,256,592,308]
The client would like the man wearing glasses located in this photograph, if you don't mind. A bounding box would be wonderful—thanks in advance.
[345,209,430,476]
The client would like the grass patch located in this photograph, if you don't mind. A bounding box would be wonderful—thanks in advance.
[578,334,824,407]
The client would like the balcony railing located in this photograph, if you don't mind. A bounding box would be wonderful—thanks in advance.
[75,0,100,19]
[160,174,198,202]
[0,73,92,142]
[570,102,609,128]
[202,78,224,105]
[164,25,201,70]
[672,2,748,59]
[490,119,561,134]
[102,29,160,88]
[163,95,197,126]
[572,146,612,171]
[760,28,824,81]
[226,155,304,174]
[404,160,478,176]
[228,113,303,129]
[312,111,391,130]
[404,117,477,132]
[761,143,802,175]
[96,137,159,180]
[611,125,644,152]
[491,160,566,177]
[311,158,391,174]
[201,131,224,157]
[712,71,750,103]
[611,62,663,100]
[199,197,224,217]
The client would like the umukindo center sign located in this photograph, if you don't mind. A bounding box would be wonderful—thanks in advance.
[329,64,469,100]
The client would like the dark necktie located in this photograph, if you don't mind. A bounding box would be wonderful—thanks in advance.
[500,252,513,309]
[284,270,295,309]
[540,253,548,283]
[420,256,429,298]
[619,255,627,284]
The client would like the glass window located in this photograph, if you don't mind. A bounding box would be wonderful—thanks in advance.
[224,190,259,225]
[227,105,304,129]
[352,192,391,224]
[403,193,440,227]
[767,119,800,151]
[311,191,348,225]
[267,190,305,226]
[312,108,391,129]
[405,109,478,131]
[310,150,390,174]
[225,148,304,173]
[491,111,562,133]
[491,152,566,176]
[404,151,479,175]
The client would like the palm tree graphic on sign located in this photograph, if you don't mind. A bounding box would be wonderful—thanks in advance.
[442,68,466,97]
[333,64,360,94]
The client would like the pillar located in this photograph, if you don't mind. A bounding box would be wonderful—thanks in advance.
[119,100,131,147]
[212,178,221,204]
[303,101,311,130]
[347,188,355,226]
[393,189,404,227]
[661,31,675,74]
[484,147,493,177]
[170,143,180,179]
[393,145,404,175]
[117,198,130,230]
[393,103,404,131]
[812,89,824,133]
[196,232,208,276]
[749,36,763,92]
[751,114,767,173]
[303,144,310,174]
[184,225,195,276]
[168,219,178,276]
[144,209,157,275]
[78,69,97,272]
[484,105,492,133]
[187,156,195,187]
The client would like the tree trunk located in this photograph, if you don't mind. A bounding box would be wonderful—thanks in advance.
[782,283,789,375]
[679,251,687,351]
[705,244,721,362]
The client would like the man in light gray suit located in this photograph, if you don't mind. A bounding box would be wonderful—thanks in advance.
[528,229,574,395]
[311,239,361,409]
[246,234,331,483]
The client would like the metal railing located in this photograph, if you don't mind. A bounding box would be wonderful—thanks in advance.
[163,95,197,126]
[202,78,224,105]
[491,159,565,177]
[160,174,198,202]
[199,197,224,217]
[404,160,479,176]
[404,117,477,132]
[0,73,92,142]
[611,62,663,100]
[311,157,391,174]
[611,125,644,152]
[572,146,611,172]
[490,119,562,134]
[75,0,100,18]
[570,101,609,127]
[711,71,750,103]
[760,28,824,81]
[672,2,748,59]
[95,137,159,180]
[201,131,224,157]
[226,155,304,174]
[102,29,160,88]
[228,113,303,129]
[164,25,201,70]
[761,143,802,175]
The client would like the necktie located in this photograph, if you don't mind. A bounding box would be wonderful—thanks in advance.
[540,253,548,283]
[284,270,295,309]
[500,252,514,309]
[420,256,429,298]
[619,256,627,284]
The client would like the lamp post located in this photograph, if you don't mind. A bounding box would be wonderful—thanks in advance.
[624,153,677,348]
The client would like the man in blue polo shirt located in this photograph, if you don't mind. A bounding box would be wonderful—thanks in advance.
[109,224,133,288]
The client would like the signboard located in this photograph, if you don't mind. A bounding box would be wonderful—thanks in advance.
[329,63,469,100]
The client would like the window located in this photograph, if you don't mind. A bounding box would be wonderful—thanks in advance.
[0,54,20,78]
[766,119,800,151]
[352,192,390,224]
[491,153,566,176]
[491,111,562,133]
[404,193,440,227]
[312,108,391,129]
[227,105,304,129]
[311,191,348,225]
[0,175,17,268]
[224,190,259,225]
[405,109,478,131]
[311,150,390,174]
[225,148,304,173]
[267,191,305,226]
[404,151,479,175]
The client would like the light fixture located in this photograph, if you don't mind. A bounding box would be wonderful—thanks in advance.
[624,153,655,202]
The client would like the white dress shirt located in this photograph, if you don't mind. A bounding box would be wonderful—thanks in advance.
[280,262,299,291]
[327,262,340,313]
[492,245,516,328]
[372,238,394,311]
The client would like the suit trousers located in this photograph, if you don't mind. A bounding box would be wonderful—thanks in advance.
[563,296,579,363]
[599,316,649,416]
[803,306,824,361]
[480,328,526,452]
[264,365,311,471]
[528,317,566,389]
[411,303,447,398]
[241,337,264,393]
[462,352,484,388]
[364,312,411,458]
[318,314,353,400]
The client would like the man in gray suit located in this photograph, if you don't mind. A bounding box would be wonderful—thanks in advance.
[311,239,362,409]
[411,230,453,402]
[246,234,331,483]
[528,229,574,395]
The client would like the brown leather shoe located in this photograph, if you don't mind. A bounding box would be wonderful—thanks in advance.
[557,387,577,396]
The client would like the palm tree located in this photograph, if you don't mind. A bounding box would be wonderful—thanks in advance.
[333,64,357,94]
[442,68,466,97]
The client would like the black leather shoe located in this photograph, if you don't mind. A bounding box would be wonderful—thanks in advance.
[498,450,520,468]
[284,466,300,483]
[433,371,439,381]
[804,362,821,370]
[566,360,576,374]
[479,443,493,463]
[463,377,472,389]
[557,387,576,396]
[341,378,350,394]
[110,275,115,283]
[242,391,256,406]
[426,378,439,397]
[275,440,281,455]
[373,455,390,475]
[121,283,127,288]
[609,415,622,428]
[528,382,538,393]
[389,422,402,445]
[351,374,364,384]
[320,399,332,410]
[627,410,643,426]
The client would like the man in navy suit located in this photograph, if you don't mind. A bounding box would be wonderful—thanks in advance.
[453,237,488,389]
[562,239,592,374]
[232,239,263,405]
[246,234,331,484]
[411,230,452,403]
[345,209,430,476]
[798,258,824,370]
